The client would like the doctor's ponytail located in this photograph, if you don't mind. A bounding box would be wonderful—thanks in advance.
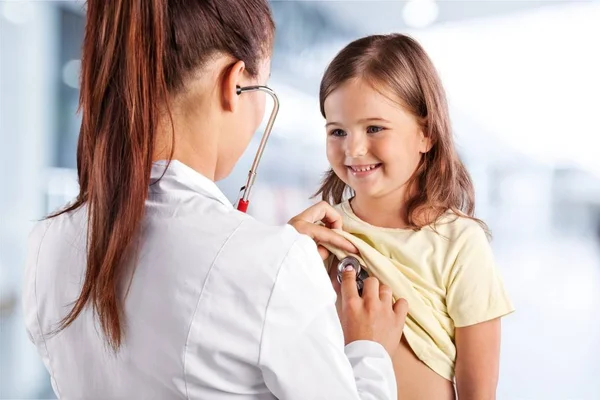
[50,0,169,350]
[51,0,274,350]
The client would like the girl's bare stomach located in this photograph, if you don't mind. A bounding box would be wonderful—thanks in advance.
[328,258,455,399]
[393,337,456,400]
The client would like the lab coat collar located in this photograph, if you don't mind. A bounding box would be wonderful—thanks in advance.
[150,160,233,210]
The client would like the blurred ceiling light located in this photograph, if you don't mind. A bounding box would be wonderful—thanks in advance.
[403,0,439,29]
[62,59,81,89]
[1,2,33,25]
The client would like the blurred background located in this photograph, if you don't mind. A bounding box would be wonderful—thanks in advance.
[1,0,599,398]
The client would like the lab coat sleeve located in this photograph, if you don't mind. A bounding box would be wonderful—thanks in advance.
[259,235,397,400]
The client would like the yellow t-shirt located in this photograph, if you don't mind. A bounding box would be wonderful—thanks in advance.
[324,201,515,381]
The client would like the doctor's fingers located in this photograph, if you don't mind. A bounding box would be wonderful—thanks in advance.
[292,221,357,255]
[393,297,409,320]
[379,283,394,304]
[361,277,381,303]
[289,201,344,229]
[340,268,360,301]
[317,245,330,261]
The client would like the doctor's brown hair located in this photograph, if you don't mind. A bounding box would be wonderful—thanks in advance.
[316,34,488,233]
[49,0,274,350]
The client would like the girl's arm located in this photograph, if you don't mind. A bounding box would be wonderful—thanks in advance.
[454,317,502,400]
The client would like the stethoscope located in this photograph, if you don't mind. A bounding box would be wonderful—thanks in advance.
[234,85,280,213]
[235,86,368,294]
[337,256,370,296]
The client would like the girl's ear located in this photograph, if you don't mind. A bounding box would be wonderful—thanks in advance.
[419,130,433,154]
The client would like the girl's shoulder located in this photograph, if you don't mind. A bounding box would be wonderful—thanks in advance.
[432,210,489,244]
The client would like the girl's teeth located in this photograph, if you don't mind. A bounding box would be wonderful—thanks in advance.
[352,165,378,172]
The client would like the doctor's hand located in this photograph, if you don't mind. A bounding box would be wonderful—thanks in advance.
[288,201,358,260]
[340,269,408,357]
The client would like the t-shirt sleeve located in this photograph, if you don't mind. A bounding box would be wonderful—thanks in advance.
[446,224,515,328]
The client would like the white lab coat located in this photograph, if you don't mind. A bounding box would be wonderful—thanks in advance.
[23,160,396,399]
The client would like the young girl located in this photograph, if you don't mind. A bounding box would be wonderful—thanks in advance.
[316,34,514,399]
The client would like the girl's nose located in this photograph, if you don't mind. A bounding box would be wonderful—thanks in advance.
[344,133,368,158]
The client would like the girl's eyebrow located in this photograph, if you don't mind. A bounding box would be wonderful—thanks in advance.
[357,117,391,124]
[326,117,390,128]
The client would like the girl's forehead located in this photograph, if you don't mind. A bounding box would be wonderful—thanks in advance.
[335,78,409,106]
[325,80,413,119]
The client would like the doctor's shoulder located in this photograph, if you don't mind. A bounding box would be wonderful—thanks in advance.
[222,216,332,293]
[25,205,86,256]
[222,217,336,317]
[223,217,322,271]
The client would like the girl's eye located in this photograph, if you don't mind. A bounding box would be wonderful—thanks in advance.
[329,129,346,137]
[366,126,383,134]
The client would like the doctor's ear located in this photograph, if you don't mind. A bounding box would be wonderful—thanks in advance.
[221,60,246,112]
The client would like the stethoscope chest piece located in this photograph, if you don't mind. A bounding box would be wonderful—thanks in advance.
[336,256,369,295]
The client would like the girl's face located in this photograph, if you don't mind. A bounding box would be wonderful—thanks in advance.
[324,78,431,203]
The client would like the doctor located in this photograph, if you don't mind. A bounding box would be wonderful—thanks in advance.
[23,0,408,399]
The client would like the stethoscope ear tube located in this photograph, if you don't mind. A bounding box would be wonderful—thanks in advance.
[235,85,280,213]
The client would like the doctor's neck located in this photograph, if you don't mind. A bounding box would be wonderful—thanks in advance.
[153,76,222,181]
[153,99,220,181]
